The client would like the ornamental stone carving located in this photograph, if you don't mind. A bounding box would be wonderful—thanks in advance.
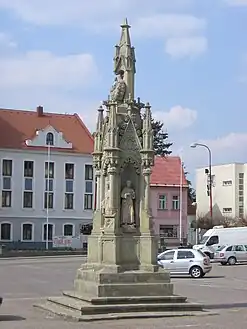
[110,70,126,102]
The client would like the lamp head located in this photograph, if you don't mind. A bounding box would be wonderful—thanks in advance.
[190,142,198,148]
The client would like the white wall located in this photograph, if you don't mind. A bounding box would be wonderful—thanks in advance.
[196,163,246,218]
[0,148,93,220]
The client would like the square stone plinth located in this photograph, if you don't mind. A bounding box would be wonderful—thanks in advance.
[34,268,208,321]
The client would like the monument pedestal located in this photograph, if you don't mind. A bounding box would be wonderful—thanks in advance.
[34,232,208,321]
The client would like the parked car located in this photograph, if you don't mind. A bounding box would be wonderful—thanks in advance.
[157,248,212,278]
[214,244,247,265]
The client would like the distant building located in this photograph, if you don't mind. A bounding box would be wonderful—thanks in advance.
[0,106,94,248]
[196,163,246,219]
[150,156,188,246]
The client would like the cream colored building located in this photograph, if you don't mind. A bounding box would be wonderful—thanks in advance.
[196,163,245,219]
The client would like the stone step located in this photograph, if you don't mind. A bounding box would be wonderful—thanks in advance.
[34,301,214,322]
[63,290,187,304]
[48,296,203,315]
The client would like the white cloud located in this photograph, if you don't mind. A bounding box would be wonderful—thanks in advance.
[165,36,208,58]
[225,0,247,5]
[153,105,197,131]
[0,1,195,27]
[0,32,17,49]
[0,51,98,88]
[134,14,206,38]
[134,14,207,58]
[0,1,207,58]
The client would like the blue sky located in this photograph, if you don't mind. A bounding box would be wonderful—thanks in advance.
[0,0,247,184]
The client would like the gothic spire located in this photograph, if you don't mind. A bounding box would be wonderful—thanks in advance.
[114,18,136,100]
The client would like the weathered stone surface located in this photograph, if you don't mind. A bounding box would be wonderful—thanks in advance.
[34,19,204,321]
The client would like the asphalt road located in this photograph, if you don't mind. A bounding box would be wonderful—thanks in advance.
[1,256,247,328]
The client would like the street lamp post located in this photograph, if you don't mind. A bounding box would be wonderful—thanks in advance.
[46,143,51,250]
[190,143,213,220]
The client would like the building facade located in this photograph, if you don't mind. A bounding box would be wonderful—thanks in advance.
[150,156,188,246]
[196,163,246,219]
[0,106,94,248]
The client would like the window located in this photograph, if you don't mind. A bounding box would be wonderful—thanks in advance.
[23,192,33,208]
[44,162,54,209]
[239,173,244,179]
[2,159,12,176]
[158,251,175,261]
[206,235,219,246]
[3,177,11,190]
[45,162,54,179]
[172,195,179,210]
[44,192,53,209]
[65,163,74,179]
[22,223,33,241]
[85,165,93,180]
[2,191,11,207]
[177,250,195,259]
[223,208,232,213]
[63,224,74,236]
[65,164,74,209]
[226,246,233,251]
[84,164,93,210]
[222,180,232,186]
[158,195,167,210]
[159,225,178,238]
[234,245,245,252]
[65,193,74,210]
[24,161,34,177]
[43,223,54,241]
[0,222,11,240]
[46,132,54,146]
[239,178,244,185]
[66,180,73,193]
[23,161,34,209]
[84,194,93,210]
[2,160,12,207]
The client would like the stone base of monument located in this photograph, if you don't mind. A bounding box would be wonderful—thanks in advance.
[34,268,212,322]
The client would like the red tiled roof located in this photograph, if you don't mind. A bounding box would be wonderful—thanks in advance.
[0,107,93,154]
[151,156,188,186]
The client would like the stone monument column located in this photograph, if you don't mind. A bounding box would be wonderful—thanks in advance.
[35,19,204,321]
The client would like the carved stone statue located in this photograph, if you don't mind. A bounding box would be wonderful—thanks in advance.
[102,182,110,215]
[121,180,135,225]
[110,70,126,102]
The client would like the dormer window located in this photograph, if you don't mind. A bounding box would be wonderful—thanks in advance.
[46,132,54,146]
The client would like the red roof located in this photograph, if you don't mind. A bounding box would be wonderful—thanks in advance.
[0,107,93,154]
[151,156,188,186]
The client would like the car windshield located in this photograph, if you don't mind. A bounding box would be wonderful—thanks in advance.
[216,245,225,251]
[198,236,209,245]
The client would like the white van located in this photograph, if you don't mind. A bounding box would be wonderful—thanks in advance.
[193,226,247,258]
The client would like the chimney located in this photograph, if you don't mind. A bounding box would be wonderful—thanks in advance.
[37,105,43,117]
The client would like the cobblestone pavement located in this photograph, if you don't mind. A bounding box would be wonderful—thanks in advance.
[1,256,247,328]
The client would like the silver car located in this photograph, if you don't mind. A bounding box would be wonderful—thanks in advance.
[214,244,247,265]
[157,248,212,278]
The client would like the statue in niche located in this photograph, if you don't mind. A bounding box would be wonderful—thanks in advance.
[121,180,136,226]
[110,69,126,102]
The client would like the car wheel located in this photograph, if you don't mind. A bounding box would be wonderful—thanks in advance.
[221,261,227,266]
[190,266,203,278]
[228,257,236,265]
